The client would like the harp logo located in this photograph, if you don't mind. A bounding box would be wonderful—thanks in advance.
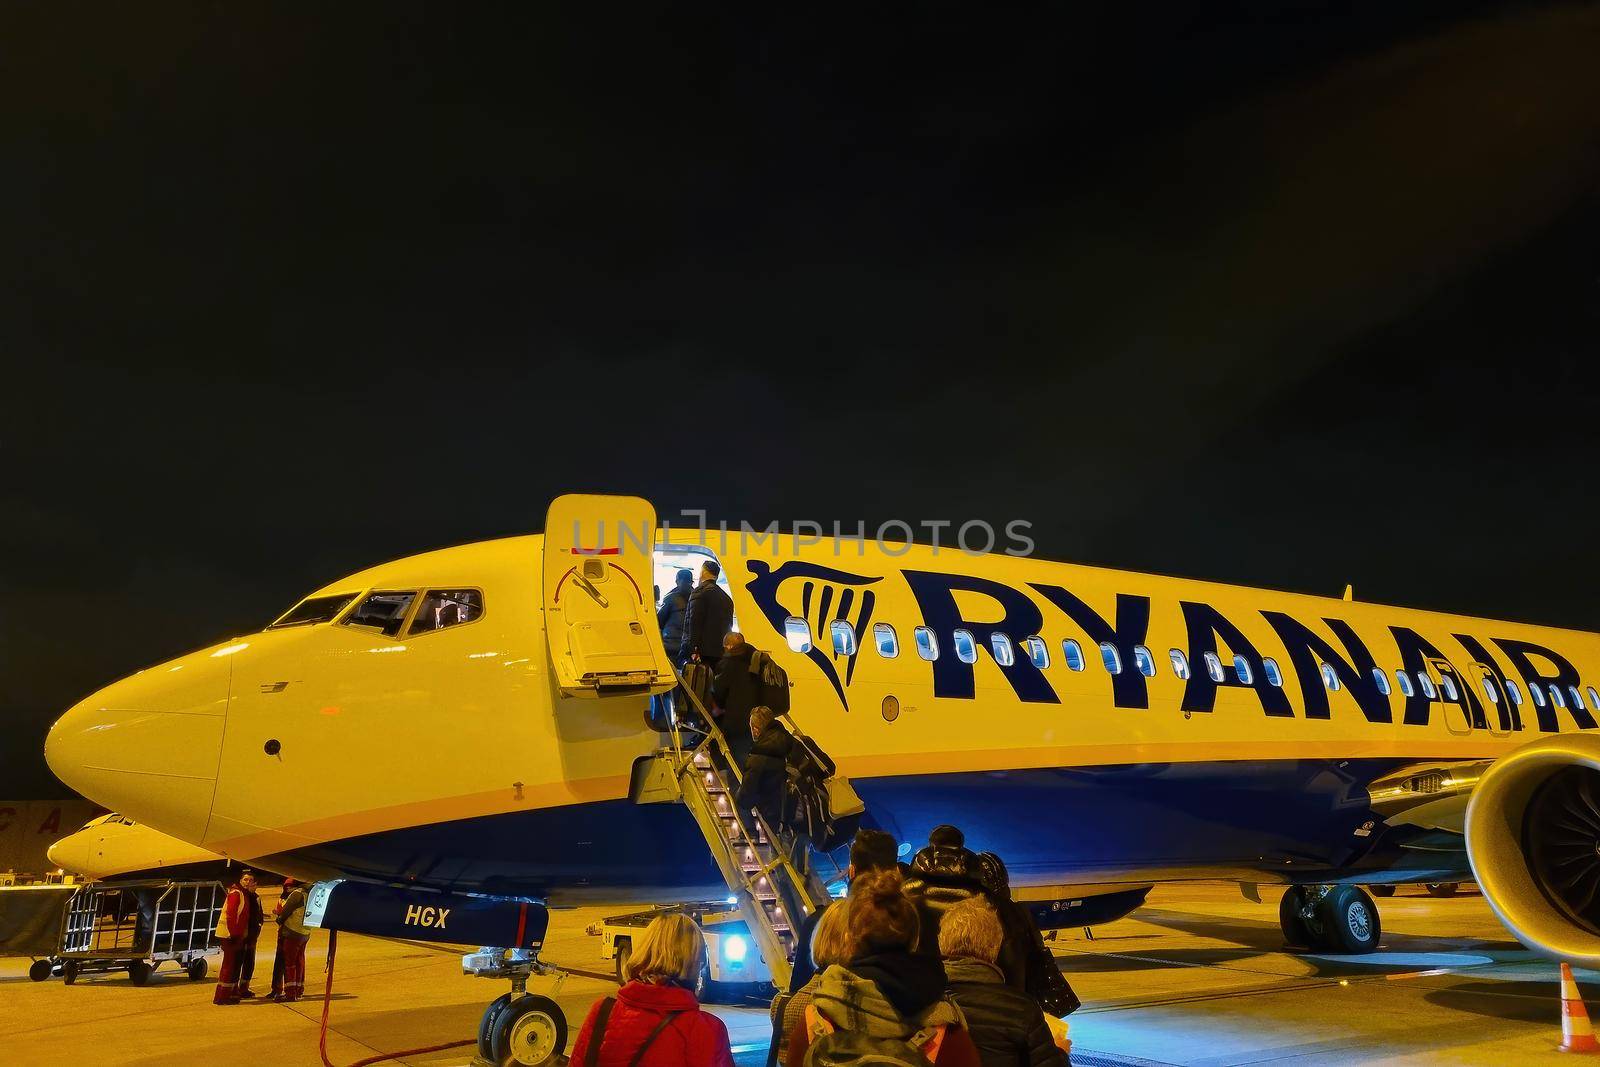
[744,559,883,709]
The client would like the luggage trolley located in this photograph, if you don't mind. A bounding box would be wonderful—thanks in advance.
[58,879,225,985]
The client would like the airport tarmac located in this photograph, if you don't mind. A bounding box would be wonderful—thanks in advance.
[0,881,1590,1066]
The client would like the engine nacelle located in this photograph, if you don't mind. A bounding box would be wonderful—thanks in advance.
[1466,734,1600,965]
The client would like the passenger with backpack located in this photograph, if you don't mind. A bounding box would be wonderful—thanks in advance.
[939,897,1069,1067]
[712,633,762,764]
[786,869,982,1067]
[769,896,853,1066]
[568,912,734,1067]
[736,705,794,830]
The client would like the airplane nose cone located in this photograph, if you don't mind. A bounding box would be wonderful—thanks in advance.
[44,835,85,875]
[46,650,232,844]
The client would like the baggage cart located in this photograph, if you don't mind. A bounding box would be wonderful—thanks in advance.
[57,879,225,985]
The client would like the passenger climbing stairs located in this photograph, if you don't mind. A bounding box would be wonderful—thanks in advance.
[630,669,833,990]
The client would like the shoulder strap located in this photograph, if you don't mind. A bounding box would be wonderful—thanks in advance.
[625,1010,684,1067]
[584,997,616,1067]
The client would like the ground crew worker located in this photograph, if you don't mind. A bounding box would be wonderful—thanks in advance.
[270,877,311,1002]
[679,560,733,668]
[213,869,259,1005]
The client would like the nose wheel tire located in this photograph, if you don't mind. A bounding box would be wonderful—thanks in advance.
[489,994,566,1066]
[477,992,514,1061]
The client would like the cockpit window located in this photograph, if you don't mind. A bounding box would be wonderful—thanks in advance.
[408,589,484,635]
[268,593,358,629]
[341,591,417,637]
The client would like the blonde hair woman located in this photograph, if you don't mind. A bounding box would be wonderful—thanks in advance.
[569,912,733,1066]
[770,900,851,1063]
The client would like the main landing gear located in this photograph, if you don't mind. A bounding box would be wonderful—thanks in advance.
[463,946,568,1066]
[1279,885,1382,954]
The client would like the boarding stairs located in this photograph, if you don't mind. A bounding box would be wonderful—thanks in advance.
[632,667,833,990]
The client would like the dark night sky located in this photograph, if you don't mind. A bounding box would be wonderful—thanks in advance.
[5,3,1600,796]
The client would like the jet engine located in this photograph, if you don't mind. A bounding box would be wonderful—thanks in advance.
[1466,734,1600,965]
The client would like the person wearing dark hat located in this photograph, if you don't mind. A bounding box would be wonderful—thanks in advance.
[270,877,312,1002]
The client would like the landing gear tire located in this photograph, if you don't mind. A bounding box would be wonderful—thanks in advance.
[186,957,208,981]
[128,960,153,986]
[29,959,52,982]
[62,959,79,985]
[489,994,566,1066]
[1279,887,1315,948]
[1425,882,1460,898]
[1369,884,1396,897]
[1315,885,1381,953]
[477,992,514,1062]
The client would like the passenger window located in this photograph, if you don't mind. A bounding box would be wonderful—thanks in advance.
[342,591,417,638]
[1203,652,1225,683]
[1588,687,1600,712]
[953,629,978,664]
[784,616,813,654]
[1417,674,1437,699]
[1062,639,1086,672]
[1099,642,1122,675]
[409,589,484,634]
[1529,683,1546,707]
[1320,663,1341,691]
[270,592,358,629]
[831,620,858,656]
[1570,686,1584,711]
[1439,675,1459,702]
[1263,658,1283,687]
[1134,645,1156,677]
[1372,667,1391,696]
[1481,676,1501,704]
[1394,670,1415,698]
[1023,636,1050,669]
[1506,679,1525,705]
[1551,685,1566,709]
[874,623,899,658]
[1233,654,1252,685]
[914,626,938,661]
[1169,649,1191,680]
[990,633,1016,667]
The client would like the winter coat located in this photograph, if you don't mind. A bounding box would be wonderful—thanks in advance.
[735,721,794,821]
[786,953,982,1067]
[658,586,691,654]
[243,887,264,940]
[680,579,734,663]
[569,979,734,1067]
[943,957,1067,1067]
[712,644,762,730]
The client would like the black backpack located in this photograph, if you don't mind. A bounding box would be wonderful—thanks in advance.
[749,650,792,715]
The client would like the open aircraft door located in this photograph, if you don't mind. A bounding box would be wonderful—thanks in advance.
[543,494,677,697]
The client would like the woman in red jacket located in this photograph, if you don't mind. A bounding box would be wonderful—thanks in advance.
[568,913,734,1067]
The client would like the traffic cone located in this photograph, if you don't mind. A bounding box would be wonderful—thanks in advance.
[1560,962,1600,1053]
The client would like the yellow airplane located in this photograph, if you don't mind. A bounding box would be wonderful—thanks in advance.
[42,493,1600,1064]
[47,813,232,883]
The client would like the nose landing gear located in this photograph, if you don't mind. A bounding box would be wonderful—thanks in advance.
[1280,884,1382,954]
[464,946,569,1066]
